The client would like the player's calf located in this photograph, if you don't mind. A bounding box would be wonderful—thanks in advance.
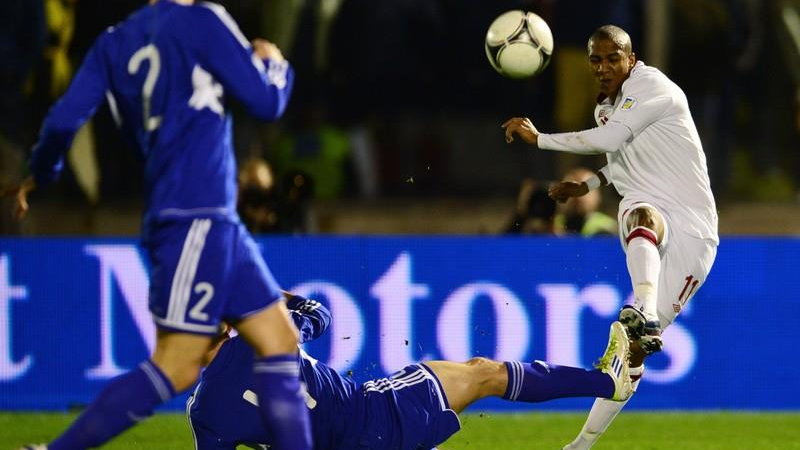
[43,360,177,450]
[623,206,665,327]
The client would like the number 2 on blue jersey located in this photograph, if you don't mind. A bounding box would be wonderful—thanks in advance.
[128,44,163,131]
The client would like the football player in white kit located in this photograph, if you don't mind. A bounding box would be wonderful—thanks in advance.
[502,25,719,449]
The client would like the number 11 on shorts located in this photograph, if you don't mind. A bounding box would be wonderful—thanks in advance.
[678,275,699,305]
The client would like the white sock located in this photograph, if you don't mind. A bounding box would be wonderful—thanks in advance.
[626,235,661,322]
[563,366,644,450]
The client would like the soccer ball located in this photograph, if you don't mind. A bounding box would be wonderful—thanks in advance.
[485,10,554,79]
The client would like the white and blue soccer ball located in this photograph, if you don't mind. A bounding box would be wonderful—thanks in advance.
[485,10,554,79]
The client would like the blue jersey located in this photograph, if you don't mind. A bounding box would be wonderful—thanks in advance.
[189,296,365,449]
[189,296,460,449]
[29,0,294,228]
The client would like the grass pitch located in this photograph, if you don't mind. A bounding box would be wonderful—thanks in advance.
[2,411,799,449]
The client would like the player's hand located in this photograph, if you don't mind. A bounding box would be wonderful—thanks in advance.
[502,117,539,146]
[548,181,588,203]
[1,176,36,220]
[252,39,285,63]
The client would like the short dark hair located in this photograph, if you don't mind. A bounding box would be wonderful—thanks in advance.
[588,25,633,54]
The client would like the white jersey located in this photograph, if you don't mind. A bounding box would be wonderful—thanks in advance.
[538,61,718,244]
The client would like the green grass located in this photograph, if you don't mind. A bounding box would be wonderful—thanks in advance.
[2,411,800,449]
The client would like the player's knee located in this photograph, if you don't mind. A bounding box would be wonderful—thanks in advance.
[466,357,506,394]
[626,207,663,231]
[236,302,300,357]
[625,207,664,244]
[251,324,299,357]
[465,357,494,368]
[160,361,203,392]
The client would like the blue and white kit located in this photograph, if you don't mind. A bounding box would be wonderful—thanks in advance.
[188,295,461,449]
[28,1,295,334]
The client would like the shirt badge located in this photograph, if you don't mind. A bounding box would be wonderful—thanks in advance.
[621,96,637,110]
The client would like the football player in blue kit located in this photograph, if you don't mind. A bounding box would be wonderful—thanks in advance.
[188,294,634,450]
[5,1,313,449]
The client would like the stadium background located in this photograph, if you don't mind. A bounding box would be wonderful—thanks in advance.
[1,0,799,448]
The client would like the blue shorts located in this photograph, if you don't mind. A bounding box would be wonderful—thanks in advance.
[145,218,283,335]
[357,364,461,450]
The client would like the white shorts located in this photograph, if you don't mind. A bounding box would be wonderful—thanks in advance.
[618,201,717,328]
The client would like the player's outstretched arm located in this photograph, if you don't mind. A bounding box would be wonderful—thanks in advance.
[29,39,109,188]
[501,116,630,154]
[502,117,540,145]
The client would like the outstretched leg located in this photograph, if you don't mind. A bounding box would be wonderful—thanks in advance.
[564,205,666,450]
[423,357,507,413]
[619,205,666,353]
[426,322,632,413]
[47,331,211,450]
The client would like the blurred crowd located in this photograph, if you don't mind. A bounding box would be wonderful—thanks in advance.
[503,167,617,237]
[1,0,799,236]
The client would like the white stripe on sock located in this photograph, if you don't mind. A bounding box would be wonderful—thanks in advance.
[514,361,524,401]
[140,361,171,402]
[507,362,518,401]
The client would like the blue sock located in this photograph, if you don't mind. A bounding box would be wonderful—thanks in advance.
[49,360,175,450]
[253,354,312,450]
[502,360,614,402]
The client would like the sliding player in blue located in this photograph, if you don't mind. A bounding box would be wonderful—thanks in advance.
[7,1,311,449]
[188,294,634,450]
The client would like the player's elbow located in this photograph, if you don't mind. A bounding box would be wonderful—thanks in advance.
[594,141,621,154]
[248,100,286,121]
[45,112,82,138]
[248,67,293,120]
[594,123,631,153]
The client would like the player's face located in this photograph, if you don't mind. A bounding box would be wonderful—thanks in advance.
[588,39,635,99]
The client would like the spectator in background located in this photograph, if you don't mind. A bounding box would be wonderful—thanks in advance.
[271,102,352,199]
[504,169,616,237]
[237,158,282,233]
[238,158,316,234]
[554,167,616,236]
[279,169,317,233]
[503,178,558,234]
